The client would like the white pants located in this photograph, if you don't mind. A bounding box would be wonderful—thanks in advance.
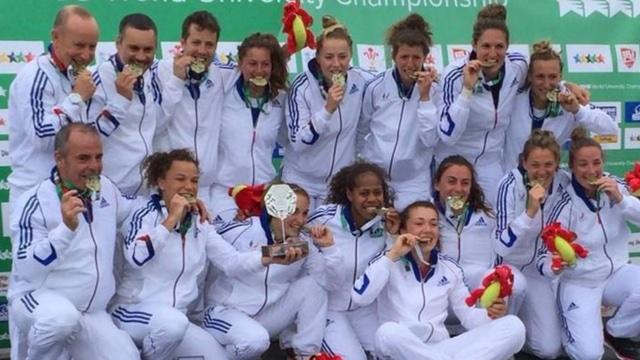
[474,161,504,208]
[10,289,139,360]
[111,302,227,360]
[321,303,379,360]
[518,272,563,359]
[390,181,432,212]
[204,276,327,359]
[376,315,525,360]
[558,264,640,360]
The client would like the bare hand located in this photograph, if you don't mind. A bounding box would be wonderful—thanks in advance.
[526,184,546,217]
[324,83,344,114]
[264,246,306,266]
[308,225,334,248]
[595,176,623,204]
[416,67,438,101]
[173,53,194,80]
[384,208,401,236]
[564,82,590,105]
[73,70,96,102]
[557,92,580,114]
[61,190,85,231]
[462,60,482,91]
[115,69,138,100]
[387,233,418,261]
[162,193,190,230]
[487,297,507,319]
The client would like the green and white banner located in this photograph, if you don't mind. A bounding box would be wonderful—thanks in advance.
[0,0,638,354]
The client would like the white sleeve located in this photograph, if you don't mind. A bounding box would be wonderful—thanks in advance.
[438,64,471,145]
[11,194,77,283]
[285,76,334,151]
[121,206,171,268]
[88,63,132,137]
[494,175,542,259]
[573,105,619,136]
[448,263,492,329]
[302,242,345,292]
[350,253,392,308]
[417,94,440,148]
[357,81,375,156]
[206,226,265,277]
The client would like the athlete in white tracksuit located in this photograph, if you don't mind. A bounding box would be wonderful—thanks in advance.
[539,174,640,360]
[437,52,528,206]
[282,60,373,208]
[495,166,570,358]
[357,67,441,210]
[9,170,139,360]
[112,194,268,359]
[352,240,525,360]
[205,210,343,359]
[8,47,92,203]
[210,69,286,220]
[503,89,618,171]
[154,57,230,207]
[90,54,163,196]
[307,204,392,359]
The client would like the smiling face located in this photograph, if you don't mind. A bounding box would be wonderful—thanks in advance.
[523,147,558,188]
[473,28,507,76]
[55,129,103,191]
[347,171,385,225]
[570,146,604,191]
[157,160,199,205]
[51,14,99,68]
[528,59,562,105]
[317,38,351,83]
[116,26,157,73]
[239,46,272,89]
[181,24,217,68]
[402,205,439,255]
[435,164,472,206]
[393,44,426,85]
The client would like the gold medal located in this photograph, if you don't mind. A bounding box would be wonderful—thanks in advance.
[446,196,466,211]
[546,88,560,102]
[367,207,389,216]
[249,76,268,87]
[190,58,206,74]
[85,175,101,193]
[180,193,197,204]
[331,72,345,87]
[479,59,497,68]
[127,63,144,77]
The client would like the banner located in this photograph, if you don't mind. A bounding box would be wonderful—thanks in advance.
[0,0,638,354]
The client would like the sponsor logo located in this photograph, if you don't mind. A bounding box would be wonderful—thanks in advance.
[437,276,450,287]
[592,128,621,150]
[558,0,640,17]
[566,45,613,73]
[447,45,472,64]
[625,102,640,122]
[0,303,7,322]
[0,141,9,166]
[591,102,621,123]
[0,249,10,261]
[617,45,640,72]
[625,128,640,149]
[349,84,359,94]
[0,272,8,297]
[0,109,8,136]
[216,41,241,66]
[567,302,579,311]
[0,41,44,74]
[475,217,487,226]
[0,85,6,97]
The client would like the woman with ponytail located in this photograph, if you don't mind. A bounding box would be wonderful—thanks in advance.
[503,40,617,170]
[357,13,440,210]
[539,128,640,360]
[282,16,374,209]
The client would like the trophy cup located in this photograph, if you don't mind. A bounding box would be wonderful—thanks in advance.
[261,184,309,258]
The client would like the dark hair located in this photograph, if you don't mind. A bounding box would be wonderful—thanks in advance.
[386,13,433,58]
[54,123,100,156]
[521,129,561,165]
[53,5,94,30]
[568,127,603,169]
[434,155,493,216]
[181,10,220,40]
[316,16,353,55]
[472,4,509,45]
[118,13,157,39]
[143,149,199,189]
[400,200,438,231]
[238,33,288,97]
[327,162,392,207]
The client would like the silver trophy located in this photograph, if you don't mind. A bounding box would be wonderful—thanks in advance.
[261,185,309,258]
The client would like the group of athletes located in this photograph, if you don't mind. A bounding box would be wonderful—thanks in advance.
[5,2,640,360]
